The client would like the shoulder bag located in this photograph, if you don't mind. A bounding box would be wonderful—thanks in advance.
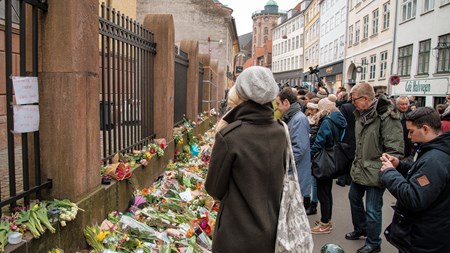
[275,121,314,253]
[311,117,352,180]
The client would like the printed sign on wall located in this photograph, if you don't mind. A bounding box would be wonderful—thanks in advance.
[12,76,39,105]
[13,105,40,133]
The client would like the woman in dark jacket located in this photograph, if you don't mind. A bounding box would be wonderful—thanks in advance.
[205,66,287,253]
[310,97,347,234]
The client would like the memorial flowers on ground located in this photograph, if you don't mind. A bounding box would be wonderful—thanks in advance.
[84,125,217,252]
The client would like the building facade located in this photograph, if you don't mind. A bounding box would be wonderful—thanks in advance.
[272,3,306,86]
[344,0,396,94]
[303,0,320,85]
[390,0,450,108]
[318,0,347,93]
[137,0,239,81]
[250,0,286,67]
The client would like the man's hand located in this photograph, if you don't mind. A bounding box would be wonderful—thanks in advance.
[380,153,399,172]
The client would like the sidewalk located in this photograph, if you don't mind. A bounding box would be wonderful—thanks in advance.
[308,183,397,253]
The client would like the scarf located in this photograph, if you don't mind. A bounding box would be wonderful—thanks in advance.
[282,102,302,124]
[360,98,378,124]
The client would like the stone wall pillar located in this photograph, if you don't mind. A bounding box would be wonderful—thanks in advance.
[199,54,211,112]
[218,69,225,106]
[180,40,199,121]
[210,59,219,111]
[143,14,175,139]
[39,0,100,200]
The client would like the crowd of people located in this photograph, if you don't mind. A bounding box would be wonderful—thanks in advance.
[205,66,450,253]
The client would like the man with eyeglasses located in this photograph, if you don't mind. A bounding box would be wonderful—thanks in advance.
[380,107,450,252]
[345,83,404,253]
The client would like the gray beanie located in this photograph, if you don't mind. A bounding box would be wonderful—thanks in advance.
[234,66,278,104]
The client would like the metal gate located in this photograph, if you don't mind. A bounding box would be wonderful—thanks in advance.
[0,0,52,213]
[174,46,188,125]
[99,2,156,163]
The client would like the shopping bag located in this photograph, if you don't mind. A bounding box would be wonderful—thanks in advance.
[275,121,314,253]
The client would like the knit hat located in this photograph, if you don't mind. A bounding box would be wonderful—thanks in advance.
[318,97,337,112]
[307,102,318,110]
[235,66,278,104]
[327,94,337,102]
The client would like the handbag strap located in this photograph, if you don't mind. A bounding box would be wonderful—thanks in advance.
[324,117,345,143]
[280,121,300,184]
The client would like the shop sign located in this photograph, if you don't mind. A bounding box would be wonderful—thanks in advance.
[326,67,333,74]
[391,78,449,95]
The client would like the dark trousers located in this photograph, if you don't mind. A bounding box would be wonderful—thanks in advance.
[317,177,333,223]
[348,181,385,247]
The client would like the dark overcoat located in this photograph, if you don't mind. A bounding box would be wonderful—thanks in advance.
[205,101,287,253]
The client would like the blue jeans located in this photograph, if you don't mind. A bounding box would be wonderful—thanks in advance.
[348,181,385,247]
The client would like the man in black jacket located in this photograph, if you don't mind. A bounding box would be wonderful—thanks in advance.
[379,107,450,253]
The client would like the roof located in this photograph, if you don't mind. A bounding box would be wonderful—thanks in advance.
[243,58,254,69]
[266,0,278,6]
[238,32,253,51]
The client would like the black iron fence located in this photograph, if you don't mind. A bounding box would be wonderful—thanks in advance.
[99,2,156,163]
[198,62,204,115]
[0,0,52,213]
[174,46,189,125]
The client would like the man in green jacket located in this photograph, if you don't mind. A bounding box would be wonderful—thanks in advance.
[345,83,404,253]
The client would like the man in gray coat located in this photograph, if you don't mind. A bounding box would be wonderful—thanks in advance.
[345,83,404,253]
[275,87,312,208]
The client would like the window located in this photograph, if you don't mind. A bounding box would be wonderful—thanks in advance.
[264,27,269,35]
[369,55,377,79]
[0,0,21,24]
[383,2,390,29]
[330,16,334,30]
[401,0,417,22]
[398,44,413,76]
[423,0,435,12]
[417,39,431,75]
[373,9,379,35]
[341,7,346,23]
[320,47,324,63]
[335,12,340,26]
[361,58,368,80]
[437,34,450,73]
[339,35,344,58]
[324,45,328,63]
[380,51,388,78]
[296,36,299,49]
[355,21,360,43]
[363,15,369,39]
[334,40,338,60]
[348,25,354,45]
[442,0,450,5]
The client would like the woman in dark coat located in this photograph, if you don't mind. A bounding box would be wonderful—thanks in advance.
[205,66,287,253]
[310,97,347,234]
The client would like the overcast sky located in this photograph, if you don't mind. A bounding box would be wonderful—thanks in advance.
[219,0,301,36]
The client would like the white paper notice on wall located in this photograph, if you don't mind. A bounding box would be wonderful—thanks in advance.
[12,76,39,105]
[13,105,40,133]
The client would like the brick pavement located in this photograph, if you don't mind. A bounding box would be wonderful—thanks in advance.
[0,146,24,202]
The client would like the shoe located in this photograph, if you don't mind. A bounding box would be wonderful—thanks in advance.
[304,196,311,210]
[311,221,332,234]
[357,245,381,253]
[306,201,317,215]
[314,220,333,230]
[345,230,366,240]
[336,180,346,187]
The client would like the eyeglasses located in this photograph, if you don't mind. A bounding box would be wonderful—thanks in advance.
[351,96,364,102]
